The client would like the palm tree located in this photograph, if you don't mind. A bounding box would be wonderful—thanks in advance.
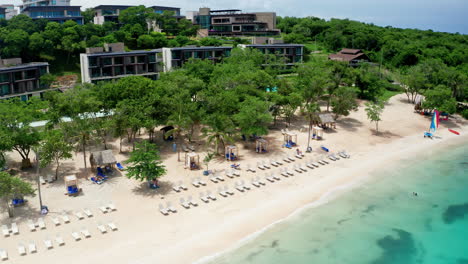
[202,127,235,155]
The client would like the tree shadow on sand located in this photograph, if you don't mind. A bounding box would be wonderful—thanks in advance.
[131,181,173,198]
[370,129,402,139]
[337,117,363,132]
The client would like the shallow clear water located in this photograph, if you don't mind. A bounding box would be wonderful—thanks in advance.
[206,143,468,264]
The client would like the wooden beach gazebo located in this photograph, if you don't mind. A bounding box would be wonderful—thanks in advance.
[89,150,117,171]
[185,152,200,170]
[283,132,297,148]
[225,145,238,161]
[255,138,268,153]
[312,126,324,140]
[317,113,336,129]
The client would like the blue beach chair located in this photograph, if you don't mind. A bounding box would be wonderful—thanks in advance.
[116,163,125,171]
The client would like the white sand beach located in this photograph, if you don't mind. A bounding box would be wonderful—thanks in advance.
[1,94,467,264]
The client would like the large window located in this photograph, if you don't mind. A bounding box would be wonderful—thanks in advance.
[91,68,101,78]
[14,72,23,81]
[102,67,112,77]
[125,65,134,75]
[25,70,36,79]
[183,51,193,59]
[114,66,124,75]
[102,57,112,66]
[194,51,202,59]
[0,84,9,96]
[114,57,123,65]
[0,73,9,83]
[295,47,302,55]
[137,56,146,63]
[148,54,156,63]
[89,57,98,67]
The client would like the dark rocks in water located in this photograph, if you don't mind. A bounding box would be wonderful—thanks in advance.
[442,203,468,224]
[457,258,468,264]
[371,228,417,264]
[271,240,279,248]
[337,218,351,225]
[363,205,377,214]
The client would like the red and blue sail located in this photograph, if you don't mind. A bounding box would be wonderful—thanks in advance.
[429,110,440,134]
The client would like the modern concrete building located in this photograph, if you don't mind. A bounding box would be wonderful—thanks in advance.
[240,44,304,65]
[22,5,83,24]
[19,0,70,12]
[80,43,163,84]
[150,6,181,17]
[80,43,304,83]
[0,58,50,101]
[0,4,18,20]
[189,8,280,37]
[93,5,133,25]
[162,46,232,71]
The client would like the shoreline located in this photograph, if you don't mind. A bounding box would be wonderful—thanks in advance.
[192,131,468,264]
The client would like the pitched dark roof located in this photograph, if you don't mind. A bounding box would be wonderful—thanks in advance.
[328,48,369,62]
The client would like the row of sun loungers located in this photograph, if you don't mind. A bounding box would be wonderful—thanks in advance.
[172,181,188,192]
[3,222,118,260]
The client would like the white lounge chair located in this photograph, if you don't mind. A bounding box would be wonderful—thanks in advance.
[192,178,200,187]
[266,174,275,182]
[188,195,198,206]
[1,225,9,237]
[180,198,191,209]
[280,168,289,177]
[206,190,217,200]
[199,192,210,203]
[235,182,245,192]
[74,211,85,220]
[295,153,303,159]
[197,177,207,186]
[306,160,315,169]
[318,160,326,165]
[18,244,26,256]
[251,179,260,188]
[172,185,182,192]
[81,229,91,238]
[83,208,93,217]
[51,217,60,226]
[178,181,188,190]
[300,164,308,172]
[55,235,65,246]
[240,180,250,190]
[328,155,336,161]
[233,169,241,176]
[37,218,46,229]
[286,167,295,176]
[0,249,7,260]
[257,162,265,170]
[272,173,281,180]
[71,231,81,241]
[107,222,118,231]
[262,161,271,169]
[28,242,37,253]
[99,206,108,214]
[167,202,177,213]
[256,176,266,185]
[11,222,19,235]
[107,202,117,211]
[275,159,283,165]
[39,176,46,185]
[270,160,279,167]
[246,164,256,173]
[224,186,235,195]
[294,165,303,173]
[27,220,36,232]
[97,223,107,233]
[44,239,53,250]
[209,176,218,183]
[287,155,295,162]
[61,213,71,223]
[283,155,291,163]
[226,170,235,178]
[159,204,169,215]
[216,173,225,181]
[218,187,228,197]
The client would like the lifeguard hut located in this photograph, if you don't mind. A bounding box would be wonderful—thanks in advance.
[185,152,200,170]
[255,138,268,153]
[64,175,81,196]
[312,126,324,140]
[283,132,297,148]
[225,145,238,161]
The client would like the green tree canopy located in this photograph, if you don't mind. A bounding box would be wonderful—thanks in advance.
[126,141,166,183]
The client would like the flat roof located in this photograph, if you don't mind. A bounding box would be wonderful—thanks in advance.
[210,9,241,13]
[22,6,82,12]
[246,44,304,47]
[84,50,161,57]
[150,6,180,10]
[0,62,49,71]
[93,5,134,9]
[170,46,233,51]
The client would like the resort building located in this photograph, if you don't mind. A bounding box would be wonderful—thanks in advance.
[188,8,280,37]
[240,44,304,66]
[328,48,370,66]
[80,43,304,83]
[93,5,133,25]
[22,5,83,24]
[150,6,182,17]
[80,43,163,84]
[0,58,50,101]
[161,46,232,71]
[19,0,70,12]
[0,4,18,20]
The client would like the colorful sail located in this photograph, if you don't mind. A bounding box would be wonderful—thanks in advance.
[429,110,439,134]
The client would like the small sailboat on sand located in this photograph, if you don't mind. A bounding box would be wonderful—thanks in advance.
[424,110,439,139]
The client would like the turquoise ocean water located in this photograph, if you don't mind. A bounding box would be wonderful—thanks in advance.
[206,142,468,264]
